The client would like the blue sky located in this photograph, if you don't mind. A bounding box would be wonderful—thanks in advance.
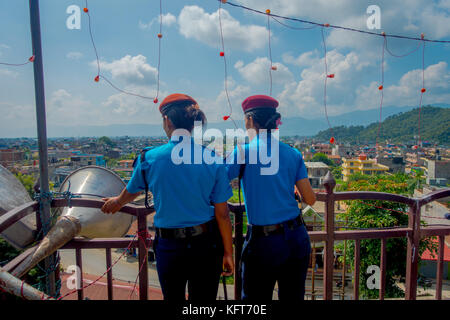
[0,0,449,137]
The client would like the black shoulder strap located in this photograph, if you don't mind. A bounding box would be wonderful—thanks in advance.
[238,164,246,207]
[136,148,152,210]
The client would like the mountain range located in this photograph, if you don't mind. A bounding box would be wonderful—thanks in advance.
[3,103,449,138]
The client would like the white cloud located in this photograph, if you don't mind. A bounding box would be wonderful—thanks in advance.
[66,51,83,60]
[178,5,268,52]
[356,61,450,109]
[0,69,19,78]
[239,0,450,54]
[95,54,158,86]
[139,13,177,30]
[282,50,321,68]
[276,49,374,118]
[234,57,294,85]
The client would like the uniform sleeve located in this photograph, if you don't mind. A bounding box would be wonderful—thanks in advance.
[295,151,308,182]
[225,146,243,181]
[210,165,233,204]
[126,156,147,194]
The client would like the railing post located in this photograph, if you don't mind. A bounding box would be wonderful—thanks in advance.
[353,239,360,300]
[137,210,148,300]
[323,171,336,300]
[234,207,244,300]
[435,236,444,300]
[75,248,83,300]
[105,248,113,300]
[405,200,420,300]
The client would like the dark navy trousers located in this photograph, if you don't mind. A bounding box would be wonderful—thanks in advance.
[241,222,311,300]
[153,230,223,301]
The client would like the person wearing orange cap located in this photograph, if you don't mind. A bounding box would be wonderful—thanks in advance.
[101,93,234,301]
[226,94,316,300]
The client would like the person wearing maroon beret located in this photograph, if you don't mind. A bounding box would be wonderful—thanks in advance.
[226,94,316,301]
[102,93,234,301]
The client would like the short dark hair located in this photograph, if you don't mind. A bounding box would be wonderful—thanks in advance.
[245,107,280,130]
[162,103,207,132]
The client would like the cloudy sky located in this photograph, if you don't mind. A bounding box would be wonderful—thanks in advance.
[0,0,449,137]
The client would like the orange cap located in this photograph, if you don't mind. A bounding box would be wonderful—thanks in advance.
[159,93,198,113]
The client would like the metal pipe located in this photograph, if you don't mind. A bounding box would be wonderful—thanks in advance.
[0,267,53,300]
[28,0,55,297]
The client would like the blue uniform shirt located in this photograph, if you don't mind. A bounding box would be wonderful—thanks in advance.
[226,134,308,226]
[127,135,232,228]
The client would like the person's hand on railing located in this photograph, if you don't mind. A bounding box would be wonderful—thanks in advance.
[101,197,123,214]
[222,253,234,277]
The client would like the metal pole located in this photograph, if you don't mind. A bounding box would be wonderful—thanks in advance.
[28,0,55,296]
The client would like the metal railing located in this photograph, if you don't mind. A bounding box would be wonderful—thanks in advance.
[1,172,449,300]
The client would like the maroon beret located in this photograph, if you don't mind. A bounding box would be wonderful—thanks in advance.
[159,93,198,113]
[242,95,279,113]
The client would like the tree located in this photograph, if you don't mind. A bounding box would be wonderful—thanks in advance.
[98,136,115,147]
[336,173,437,298]
[311,152,335,167]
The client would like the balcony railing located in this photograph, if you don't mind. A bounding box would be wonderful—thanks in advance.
[1,173,449,300]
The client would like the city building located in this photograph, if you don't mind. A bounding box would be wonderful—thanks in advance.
[377,156,406,173]
[305,162,329,189]
[0,149,24,167]
[311,143,332,156]
[70,154,106,167]
[342,154,389,181]
[423,158,450,187]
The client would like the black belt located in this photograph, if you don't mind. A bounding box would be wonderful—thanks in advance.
[155,219,215,239]
[250,215,305,237]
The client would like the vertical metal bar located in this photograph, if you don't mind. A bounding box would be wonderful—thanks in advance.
[405,201,420,300]
[234,209,244,300]
[105,248,113,300]
[137,211,148,300]
[353,239,360,300]
[435,236,444,300]
[311,214,316,300]
[323,172,336,300]
[341,238,347,300]
[379,238,387,300]
[29,0,55,297]
[75,248,83,300]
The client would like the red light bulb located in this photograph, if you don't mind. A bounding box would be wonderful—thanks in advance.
[153,98,158,104]
[327,74,335,78]
[421,88,426,93]
[220,51,224,57]
[378,85,383,90]
[94,75,99,82]
[330,137,335,144]
[83,8,88,13]
[223,115,230,121]
[28,55,35,62]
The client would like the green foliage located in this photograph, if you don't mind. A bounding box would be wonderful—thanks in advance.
[104,156,118,169]
[331,166,343,180]
[311,152,335,167]
[119,153,136,160]
[14,172,36,198]
[98,136,115,147]
[315,106,450,145]
[336,173,437,299]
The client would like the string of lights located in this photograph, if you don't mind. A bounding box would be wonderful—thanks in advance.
[82,0,161,102]
[375,35,387,150]
[220,0,450,43]
[0,55,34,66]
[218,0,238,128]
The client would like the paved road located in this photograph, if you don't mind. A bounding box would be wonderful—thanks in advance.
[58,248,161,288]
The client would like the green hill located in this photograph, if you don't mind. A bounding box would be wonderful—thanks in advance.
[314,106,450,145]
